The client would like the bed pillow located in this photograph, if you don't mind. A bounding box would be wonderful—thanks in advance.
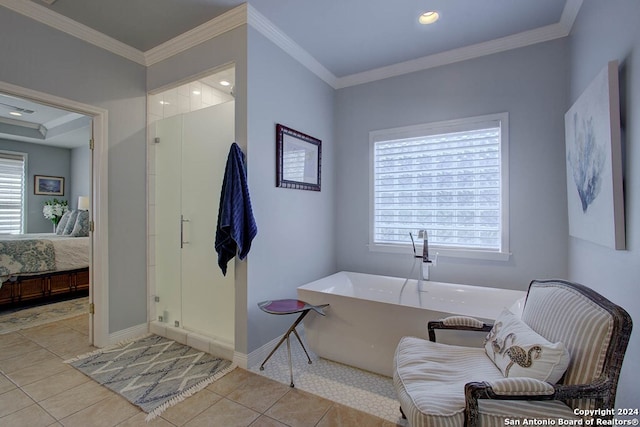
[484,309,570,383]
[56,210,73,235]
[70,210,90,237]
[61,210,79,235]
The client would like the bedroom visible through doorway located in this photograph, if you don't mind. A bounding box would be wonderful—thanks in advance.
[0,81,108,346]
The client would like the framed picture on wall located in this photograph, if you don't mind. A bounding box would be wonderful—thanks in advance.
[34,175,65,196]
[276,124,322,191]
[564,60,625,249]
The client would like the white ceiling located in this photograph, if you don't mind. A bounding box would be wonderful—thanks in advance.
[252,0,568,78]
[0,93,91,149]
[19,0,578,79]
[1,0,581,147]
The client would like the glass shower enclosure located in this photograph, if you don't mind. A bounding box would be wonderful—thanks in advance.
[152,68,236,350]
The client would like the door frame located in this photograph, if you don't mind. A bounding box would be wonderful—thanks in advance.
[0,80,110,347]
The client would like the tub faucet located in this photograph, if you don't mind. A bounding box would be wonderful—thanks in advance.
[419,229,430,263]
[410,231,432,283]
[418,230,432,282]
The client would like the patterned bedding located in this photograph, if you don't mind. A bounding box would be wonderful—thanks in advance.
[0,233,90,283]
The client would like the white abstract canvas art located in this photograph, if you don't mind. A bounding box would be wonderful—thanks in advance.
[564,61,625,249]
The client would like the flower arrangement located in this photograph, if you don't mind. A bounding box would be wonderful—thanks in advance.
[43,198,69,229]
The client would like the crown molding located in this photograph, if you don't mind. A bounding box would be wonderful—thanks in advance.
[144,3,247,66]
[246,4,337,88]
[245,0,581,89]
[335,21,569,89]
[2,0,582,89]
[0,0,146,65]
[334,0,583,89]
[559,0,583,34]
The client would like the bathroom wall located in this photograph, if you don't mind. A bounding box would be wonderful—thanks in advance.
[334,39,570,290]
[566,0,640,409]
[245,26,336,353]
[0,7,148,333]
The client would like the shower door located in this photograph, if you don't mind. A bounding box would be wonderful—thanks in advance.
[155,100,235,346]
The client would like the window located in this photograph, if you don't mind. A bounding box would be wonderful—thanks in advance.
[0,152,26,234]
[369,113,509,260]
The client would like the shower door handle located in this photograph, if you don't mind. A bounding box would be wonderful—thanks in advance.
[180,215,190,248]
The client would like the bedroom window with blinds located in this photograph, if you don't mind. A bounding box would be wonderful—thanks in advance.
[0,152,26,234]
[369,113,509,260]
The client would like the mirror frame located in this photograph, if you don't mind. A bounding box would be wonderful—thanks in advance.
[276,123,322,191]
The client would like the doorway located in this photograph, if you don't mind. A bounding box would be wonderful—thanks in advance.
[0,80,109,346]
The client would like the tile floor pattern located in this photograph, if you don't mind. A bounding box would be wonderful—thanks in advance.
[249,331,406,425]
[0,314,403,426]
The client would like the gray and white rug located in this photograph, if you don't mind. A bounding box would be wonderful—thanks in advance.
[66,334,236,420]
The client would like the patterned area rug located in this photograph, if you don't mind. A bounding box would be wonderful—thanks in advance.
[0,296,88,334]
[66,334,236,420]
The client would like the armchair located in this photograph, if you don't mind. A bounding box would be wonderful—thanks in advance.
[393,279,632,427]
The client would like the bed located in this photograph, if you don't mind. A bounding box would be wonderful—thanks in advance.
[0,233,90,308]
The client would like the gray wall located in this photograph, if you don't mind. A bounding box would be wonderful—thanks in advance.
[567,0,640,409]
[334,39,569,290]
[245,27,336,352]
[0,139,70,233]
[70,145,91,210]
[0,8,148,333]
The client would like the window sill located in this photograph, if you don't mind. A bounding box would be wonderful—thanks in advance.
[368,243,511,262]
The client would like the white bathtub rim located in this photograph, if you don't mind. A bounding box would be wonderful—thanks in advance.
[298,270,526,321]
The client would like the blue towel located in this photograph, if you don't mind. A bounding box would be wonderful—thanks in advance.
[215,143,258,276]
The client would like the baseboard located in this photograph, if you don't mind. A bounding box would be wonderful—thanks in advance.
[107,324,285,370]
[245,334,284,369]
[108,322,149,345]
[233,351,248,369]
[210,333,284,370]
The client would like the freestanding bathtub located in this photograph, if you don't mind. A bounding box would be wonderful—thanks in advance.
[297,271,526,377]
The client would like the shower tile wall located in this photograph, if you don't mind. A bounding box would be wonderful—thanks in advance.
[146,79,233,325]
[148,81,232,124]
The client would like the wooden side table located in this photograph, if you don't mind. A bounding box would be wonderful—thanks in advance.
[257,299,329,387]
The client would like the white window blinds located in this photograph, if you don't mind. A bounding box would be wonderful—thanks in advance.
[0,152,26,234]
[371,114,508,254]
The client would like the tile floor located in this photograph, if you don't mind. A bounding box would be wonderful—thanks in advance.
[249,332,406,424]
[0,314,402,426]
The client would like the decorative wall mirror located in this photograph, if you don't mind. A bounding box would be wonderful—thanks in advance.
[276,123,321,191]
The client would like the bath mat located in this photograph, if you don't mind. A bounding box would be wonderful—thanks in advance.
[0,296,88,334]
[65,334,236,420]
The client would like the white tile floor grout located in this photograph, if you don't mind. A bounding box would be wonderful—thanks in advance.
[249,328,408,425]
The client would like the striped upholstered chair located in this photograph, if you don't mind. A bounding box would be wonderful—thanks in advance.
[393,279,632,427]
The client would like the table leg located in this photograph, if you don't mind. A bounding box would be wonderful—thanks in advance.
[259,332,289,371]
[286,334,294,387]
[259,309,311,372]
[292,328,312,365]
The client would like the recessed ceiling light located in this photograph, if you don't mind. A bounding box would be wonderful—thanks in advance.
[192,90,201,95]
[419,11,440,25]
[9,111,22,116]
[219,80,230,87]
[160,101,170,105]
